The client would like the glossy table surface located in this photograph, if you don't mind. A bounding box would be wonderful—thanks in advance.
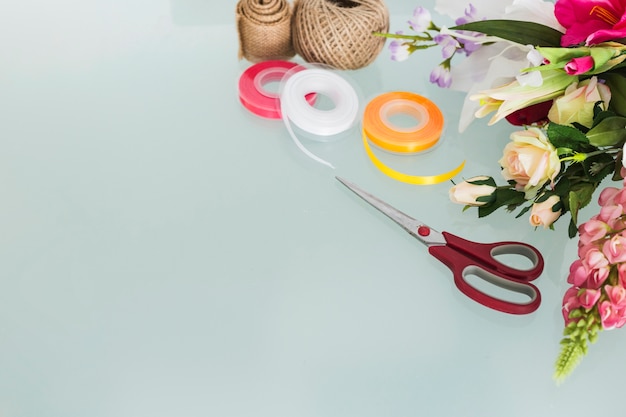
[1,0,624,416]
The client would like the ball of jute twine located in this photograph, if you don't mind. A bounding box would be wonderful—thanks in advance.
[236,0,295,62]
[291,0,389,70]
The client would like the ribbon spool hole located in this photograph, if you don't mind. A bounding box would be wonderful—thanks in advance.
[254,68,285,98]
[380,99,429,134]
[307,92,336,111]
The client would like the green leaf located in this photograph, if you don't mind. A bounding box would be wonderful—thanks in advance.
[451,20,564,47]
[591,109,618,128]
[467,176,497,187]
[554,176,571,195]
[572,182,596,209]
[583,152,614,181]
[603,73,626,116]
[612,150,624,180]
[567,182,595,229]
[477,188,526,217]
[568,190,580,227]
[547,123,590,150]
[568,218,578,238]
[514,204,532,219]
[586,116,626,147]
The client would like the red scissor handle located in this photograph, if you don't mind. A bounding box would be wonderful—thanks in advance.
[439,232,543,280]
[428,232,543,315]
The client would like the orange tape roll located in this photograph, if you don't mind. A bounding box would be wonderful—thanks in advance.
[362,91,465,185]
[363,91,443,154]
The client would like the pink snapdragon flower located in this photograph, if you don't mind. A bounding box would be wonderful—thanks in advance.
[562,287,582,324]
[579,288,602,309]
[603,233,626,264]
[619,263,626,287]
[555,0,626,46]
[567,259,591,287]
[599,186,622,206]
[563,175,626,332]
[599,285,626,329]
[598,300,626,329]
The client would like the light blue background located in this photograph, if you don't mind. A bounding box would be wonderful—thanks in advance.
[0,0,622,416]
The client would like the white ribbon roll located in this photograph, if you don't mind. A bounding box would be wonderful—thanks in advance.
[279,68,360,168]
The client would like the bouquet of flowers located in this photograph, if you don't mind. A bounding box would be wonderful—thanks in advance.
[376,0,626,382]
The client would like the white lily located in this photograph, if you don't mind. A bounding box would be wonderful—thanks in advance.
[470,69,575,125]
[434,0,566,131]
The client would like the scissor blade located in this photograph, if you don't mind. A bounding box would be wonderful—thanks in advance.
[336,176,439,243]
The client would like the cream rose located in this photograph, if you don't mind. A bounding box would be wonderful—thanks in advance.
[498,127,561,199]
[529,194,562,228]
[449,176,496,206]
[547,76,611,128]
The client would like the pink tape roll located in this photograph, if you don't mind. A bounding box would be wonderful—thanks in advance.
[238,60,314,119]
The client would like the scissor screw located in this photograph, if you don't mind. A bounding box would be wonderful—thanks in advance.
[417,226,430,236]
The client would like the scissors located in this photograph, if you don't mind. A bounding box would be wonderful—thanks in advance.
[336,177,544,315]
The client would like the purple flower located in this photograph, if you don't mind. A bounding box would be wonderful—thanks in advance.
[455,3,478,26]
[452,3,484,56]
[389,33,411,62]
[408,6,432,32]
[434,34,460,59]
[430,65,452,88]
[459,37,483,56]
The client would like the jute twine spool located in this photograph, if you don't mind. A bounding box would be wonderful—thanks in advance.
[291,0,389,70]
[236,0,296,62]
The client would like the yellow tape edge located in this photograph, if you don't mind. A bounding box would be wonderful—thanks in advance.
[363,130,465,185]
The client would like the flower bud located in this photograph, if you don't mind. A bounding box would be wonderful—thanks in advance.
[449,176,496,206]
[529,194,562,228]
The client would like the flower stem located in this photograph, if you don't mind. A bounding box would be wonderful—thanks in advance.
[560,150,611,163]
[372,31,433,41]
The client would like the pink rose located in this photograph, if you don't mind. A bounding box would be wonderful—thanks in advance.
[529,195,562,228]
[498,127,561,199]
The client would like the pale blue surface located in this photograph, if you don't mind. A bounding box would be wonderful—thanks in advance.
[0,0,624,416]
